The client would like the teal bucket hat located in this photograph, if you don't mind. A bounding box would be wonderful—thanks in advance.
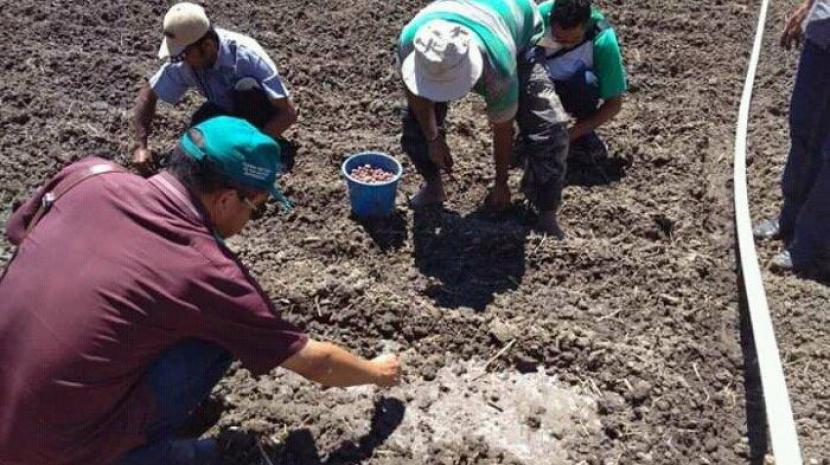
[179,116,292,210]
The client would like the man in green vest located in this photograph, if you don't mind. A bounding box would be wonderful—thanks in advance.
[537,0,627,160]
[398,0,570,238]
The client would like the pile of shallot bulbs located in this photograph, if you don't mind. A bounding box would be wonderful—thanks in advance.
[350,164,395,184]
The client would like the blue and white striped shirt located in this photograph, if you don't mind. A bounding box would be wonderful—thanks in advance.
[149,28,290,111]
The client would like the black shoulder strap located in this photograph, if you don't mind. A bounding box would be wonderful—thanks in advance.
[586,19,611,41]
[1,162,125,283]
[22,163,125,239]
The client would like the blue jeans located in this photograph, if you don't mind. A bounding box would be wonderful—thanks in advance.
[117,339,232,465]
[779,39,830,274]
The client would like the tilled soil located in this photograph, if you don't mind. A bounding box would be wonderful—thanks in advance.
[747,0,830,460]
[3,0,823,463]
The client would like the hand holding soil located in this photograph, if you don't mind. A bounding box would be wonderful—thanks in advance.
[371,353,402,387]
[780,0,811,49]
[427,136,454,175]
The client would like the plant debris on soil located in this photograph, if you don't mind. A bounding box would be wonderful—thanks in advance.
[1,0,828,463]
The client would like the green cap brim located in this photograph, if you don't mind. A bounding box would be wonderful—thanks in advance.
[179,130,206,160]
[268,185,293,212]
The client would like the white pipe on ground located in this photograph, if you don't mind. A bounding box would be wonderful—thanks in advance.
[733,0,803,462]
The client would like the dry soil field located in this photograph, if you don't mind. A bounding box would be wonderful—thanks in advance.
[0,0,827,463]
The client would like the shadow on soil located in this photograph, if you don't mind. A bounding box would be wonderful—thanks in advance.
[564,154,629,187]
[219,397,405,465]
[736,246,771,465]
[798,268,830,287]
[352,211,408,251]
[412,206,528,311]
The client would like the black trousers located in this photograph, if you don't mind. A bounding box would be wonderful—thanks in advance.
[552,67,601,121]
[189,86,276,129]
[401,49,568,212]
[189,87,295,172]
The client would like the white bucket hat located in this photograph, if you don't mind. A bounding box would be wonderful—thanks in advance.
[158,2,211,59]
[401,20,484,102]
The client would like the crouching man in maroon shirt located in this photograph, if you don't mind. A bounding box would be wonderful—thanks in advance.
[0,116,400,465]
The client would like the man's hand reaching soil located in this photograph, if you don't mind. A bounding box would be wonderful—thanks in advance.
[282,339,402,388]
[427,134,454,175]
[370,354,402,387]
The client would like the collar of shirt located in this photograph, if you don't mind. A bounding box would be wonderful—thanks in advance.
[149,171,216,229]
[151,171,231,244]
[212,28,236,71]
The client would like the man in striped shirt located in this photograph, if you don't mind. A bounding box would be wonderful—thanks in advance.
[398,0,570,237]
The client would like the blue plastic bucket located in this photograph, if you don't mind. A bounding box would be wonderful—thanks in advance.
[342,152,403,218]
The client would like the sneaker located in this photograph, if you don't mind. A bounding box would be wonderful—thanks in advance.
[769,250,793,272]
[753,218,781,241]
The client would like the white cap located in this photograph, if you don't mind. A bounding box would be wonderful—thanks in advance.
[158,2,211,59]
[401,20,483,102]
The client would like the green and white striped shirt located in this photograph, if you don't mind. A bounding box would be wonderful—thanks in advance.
[398,0,544,122]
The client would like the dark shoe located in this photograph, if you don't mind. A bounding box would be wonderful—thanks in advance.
[175,395,229,438]
[536,210,566,240]
[770,250,793,272]
[753,218,781,241]
[568,132,608,162]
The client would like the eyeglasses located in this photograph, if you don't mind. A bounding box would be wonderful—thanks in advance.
[241,196,268,221]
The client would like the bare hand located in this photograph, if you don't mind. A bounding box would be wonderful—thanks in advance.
[427,136,454,175]
[371,354,401,387]
[485,181,511,212]
[781,0,811,49]
[132,146,155,176]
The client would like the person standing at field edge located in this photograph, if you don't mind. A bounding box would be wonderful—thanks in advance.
[0,117,400,465]
[398,0,570,238]
[753,0,830,279]
[132,2,298,175]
